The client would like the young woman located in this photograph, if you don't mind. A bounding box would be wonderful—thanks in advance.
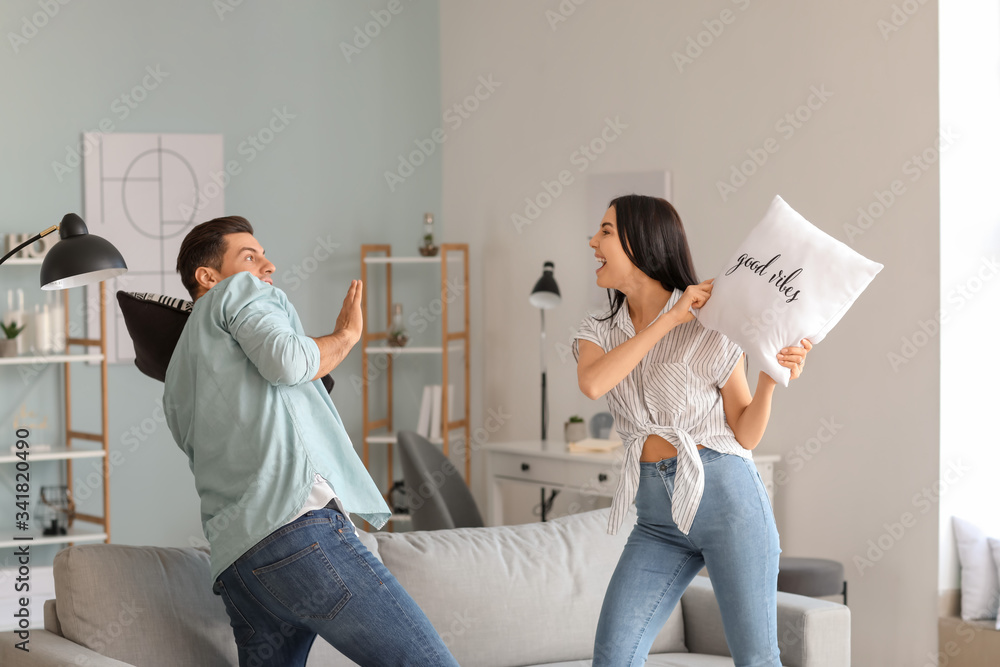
[573,194,812,667]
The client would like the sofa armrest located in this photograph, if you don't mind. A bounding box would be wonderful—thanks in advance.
[680,575,850,667]
[0,629,134,666]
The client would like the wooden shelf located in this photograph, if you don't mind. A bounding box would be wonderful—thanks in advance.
[0,526,108,549]
[0,282,111,550]
[364,343,464,355]
[0,445,106,464]
[362,255,464,264]
[360,242,472,508]
[3,257,43,266]
[365,434,444,444]
[0,353,103,365]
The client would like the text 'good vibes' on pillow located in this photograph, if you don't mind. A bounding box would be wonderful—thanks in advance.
[696,195,884,386]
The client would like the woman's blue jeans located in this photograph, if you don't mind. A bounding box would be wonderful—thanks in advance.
[593,447,782,667]
[212,506,460,667]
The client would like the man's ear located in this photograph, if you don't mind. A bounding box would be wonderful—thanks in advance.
[194,266,219,296]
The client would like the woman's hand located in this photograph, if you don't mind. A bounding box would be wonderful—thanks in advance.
[778,338,812,380]
[667,279,714,325]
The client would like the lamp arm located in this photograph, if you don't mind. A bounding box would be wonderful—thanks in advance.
[0,225,59,267]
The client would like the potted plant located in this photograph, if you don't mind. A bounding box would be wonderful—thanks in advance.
[1,320,24,357]
[564,414,587,444]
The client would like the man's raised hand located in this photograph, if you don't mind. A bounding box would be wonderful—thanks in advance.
[335,279,364,345]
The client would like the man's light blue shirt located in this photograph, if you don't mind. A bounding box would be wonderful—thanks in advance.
[163,271,390,582]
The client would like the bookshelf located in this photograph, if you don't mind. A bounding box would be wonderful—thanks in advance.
[359,244,470,527]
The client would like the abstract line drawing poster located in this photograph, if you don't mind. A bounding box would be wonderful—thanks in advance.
[82,132,224,364]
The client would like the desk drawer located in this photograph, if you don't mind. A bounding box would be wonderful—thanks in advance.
[490,452,618,495]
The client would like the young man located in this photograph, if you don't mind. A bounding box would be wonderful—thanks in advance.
[164,216,459,667]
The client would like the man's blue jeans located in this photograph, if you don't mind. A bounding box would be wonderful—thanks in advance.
[212,506,460,667]
[593,447,783,667]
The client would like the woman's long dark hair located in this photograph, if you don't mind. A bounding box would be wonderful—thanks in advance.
[595,194,749,375]
[595,194,698,324]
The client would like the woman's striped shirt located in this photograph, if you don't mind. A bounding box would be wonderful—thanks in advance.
[572,288,753,536]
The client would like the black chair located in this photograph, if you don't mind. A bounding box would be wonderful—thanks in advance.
[395,430,483,530]
[777,556,848,606]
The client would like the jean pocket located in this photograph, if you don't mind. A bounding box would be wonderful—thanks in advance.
[252,542,352,620]
[215,579,255,647]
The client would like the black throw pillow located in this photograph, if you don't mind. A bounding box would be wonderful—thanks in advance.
[115,291,334,393]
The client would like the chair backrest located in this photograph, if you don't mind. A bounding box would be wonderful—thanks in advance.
[396,430,483,530]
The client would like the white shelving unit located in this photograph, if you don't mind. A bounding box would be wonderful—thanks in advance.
[1,271,112,550]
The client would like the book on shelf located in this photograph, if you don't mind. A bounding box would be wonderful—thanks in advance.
[567,438,623,453]
[417,385,433,437]
[418,384,454,440]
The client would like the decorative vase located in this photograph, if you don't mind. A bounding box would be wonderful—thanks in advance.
[0,339,17,357]
[387,303,409,347]
[564,420,587,444]
[419,212,439,256]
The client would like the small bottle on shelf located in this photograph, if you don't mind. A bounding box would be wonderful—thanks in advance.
[419,212,438,256]
[387,303,409,347]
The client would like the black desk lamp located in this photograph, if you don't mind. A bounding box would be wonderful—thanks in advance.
[529,261,561,521]
[0,213,128,289]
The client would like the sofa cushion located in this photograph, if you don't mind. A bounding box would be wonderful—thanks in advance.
[53,544,238,666]
[373,507,686,667]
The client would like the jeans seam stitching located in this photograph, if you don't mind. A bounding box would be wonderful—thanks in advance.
[252,542,353,621]
[628,551,695,665]
[216,578,256,648]
[235,562,302,629]
[238,517,333,563]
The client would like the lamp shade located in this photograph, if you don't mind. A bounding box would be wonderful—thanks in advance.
[529,261,561,309]
[40,214,128,290]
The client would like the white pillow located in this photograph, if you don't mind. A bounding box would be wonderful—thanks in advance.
[987,537,1000,629]
[696,195,883,386]
[952,516,1000,621]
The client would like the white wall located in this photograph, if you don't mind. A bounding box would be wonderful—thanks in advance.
[440,1,940,665]
[939,0,1000,595]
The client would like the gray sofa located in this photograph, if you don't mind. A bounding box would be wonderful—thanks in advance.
[0,507,850,666]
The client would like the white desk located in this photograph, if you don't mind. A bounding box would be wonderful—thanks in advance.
[483,439,780,526]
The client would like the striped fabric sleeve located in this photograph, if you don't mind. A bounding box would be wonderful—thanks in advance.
[572,314,605,363]
[715,334,744,388]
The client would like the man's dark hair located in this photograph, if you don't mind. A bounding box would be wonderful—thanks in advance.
[176,216,254,299]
